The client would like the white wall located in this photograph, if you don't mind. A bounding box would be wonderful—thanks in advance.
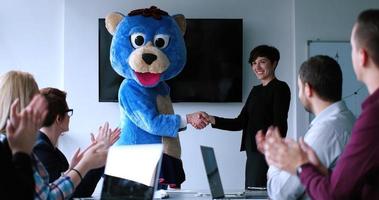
[62,0,294,191]
[2,0,379,194]
[294,0,379,137]
[0,0,64,88]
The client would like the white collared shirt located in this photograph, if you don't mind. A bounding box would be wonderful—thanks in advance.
[267,101,356,200]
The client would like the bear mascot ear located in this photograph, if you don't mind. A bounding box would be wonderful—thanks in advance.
[105,12,125,35]
[173,14,186,35]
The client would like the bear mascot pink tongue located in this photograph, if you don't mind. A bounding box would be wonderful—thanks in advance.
[105,6,187,189]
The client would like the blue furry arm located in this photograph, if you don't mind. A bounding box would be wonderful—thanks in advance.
[119,81,180,137]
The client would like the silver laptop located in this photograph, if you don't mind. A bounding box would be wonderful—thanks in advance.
[100,144,163,200]
[200,145,268,199]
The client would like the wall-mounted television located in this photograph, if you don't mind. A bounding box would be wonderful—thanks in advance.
[99,18,243,102]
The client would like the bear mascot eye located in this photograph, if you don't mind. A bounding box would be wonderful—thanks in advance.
[154,34,170,49]
[130,33,146,48]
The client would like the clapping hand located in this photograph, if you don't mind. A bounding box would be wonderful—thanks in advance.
[69,122,121,170]
[255,130,266,154]
[6,94,48,155]
[68,147,85,171]
[262,126,310,175]
[79,141,108,170]
[71,141,108,178]
[255,126,279,154]
[90,122,121,149]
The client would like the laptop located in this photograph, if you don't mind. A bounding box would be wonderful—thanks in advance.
[100,144,163,200]
[200,145,268,199]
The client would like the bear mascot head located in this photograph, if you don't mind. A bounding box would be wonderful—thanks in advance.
[106,6,186,88]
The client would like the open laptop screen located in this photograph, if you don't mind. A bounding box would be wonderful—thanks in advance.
[200,146,268,200]
[200,145,225,199]
[101,144,162,200]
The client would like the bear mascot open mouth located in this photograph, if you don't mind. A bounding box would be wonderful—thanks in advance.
[134,72,161,86]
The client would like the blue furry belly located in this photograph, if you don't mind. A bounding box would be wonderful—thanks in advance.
[115,120,162,145]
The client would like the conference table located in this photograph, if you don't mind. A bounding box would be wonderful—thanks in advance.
[74,189,269,200]
[154,190,268,199]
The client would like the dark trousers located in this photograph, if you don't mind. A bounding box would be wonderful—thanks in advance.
[245,150,268,188]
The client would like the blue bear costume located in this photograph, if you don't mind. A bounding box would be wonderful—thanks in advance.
[105,6,186,188]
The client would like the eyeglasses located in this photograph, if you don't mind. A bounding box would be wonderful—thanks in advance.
[65,109,73,117]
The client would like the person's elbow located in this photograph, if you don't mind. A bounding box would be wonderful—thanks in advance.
[268,190,298,200]
[267,178,299,200]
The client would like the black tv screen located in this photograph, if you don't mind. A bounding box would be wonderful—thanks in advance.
[99,18,242,102]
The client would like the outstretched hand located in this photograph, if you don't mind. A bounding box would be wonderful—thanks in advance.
[186,111,210,129]
[6,94,48,154]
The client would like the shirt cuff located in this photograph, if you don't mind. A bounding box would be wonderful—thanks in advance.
[179,115,187,132]
[299,163,317,182]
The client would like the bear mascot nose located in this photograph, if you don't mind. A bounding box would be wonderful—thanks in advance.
[142,53,157,65]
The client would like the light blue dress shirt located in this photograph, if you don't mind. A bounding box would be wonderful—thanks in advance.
[267,101,355,200]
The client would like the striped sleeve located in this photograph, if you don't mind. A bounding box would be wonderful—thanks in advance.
[47,176,75,200]
[33,154,75,200]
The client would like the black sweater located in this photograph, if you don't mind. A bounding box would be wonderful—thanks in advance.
[212,78,291,152]
[0,135,34,200]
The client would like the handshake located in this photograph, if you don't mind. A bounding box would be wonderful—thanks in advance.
[186,111,215,129]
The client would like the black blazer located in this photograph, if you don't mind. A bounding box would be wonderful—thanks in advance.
[33,131,104,198]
